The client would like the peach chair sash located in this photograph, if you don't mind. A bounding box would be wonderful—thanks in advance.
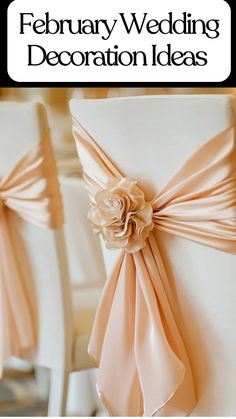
[72,120,236,417]
[0,137,64,375]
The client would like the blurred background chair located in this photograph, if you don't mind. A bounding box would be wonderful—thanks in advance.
[59,176,107,416]
[0,101,104,416]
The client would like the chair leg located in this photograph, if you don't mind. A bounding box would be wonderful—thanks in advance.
[47,367,70,417]
[35,366,50,400]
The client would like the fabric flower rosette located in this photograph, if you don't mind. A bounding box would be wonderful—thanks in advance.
[88,177,154,254]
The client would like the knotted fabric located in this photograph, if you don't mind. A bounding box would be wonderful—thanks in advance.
[72,119,236,417]
[0,137,64,375]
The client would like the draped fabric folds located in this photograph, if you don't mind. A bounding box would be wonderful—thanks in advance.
[0,137,64,375]
[72,119,236,417]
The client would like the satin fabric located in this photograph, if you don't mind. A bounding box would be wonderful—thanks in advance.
[72,120,236,417]
[0,137,64,375]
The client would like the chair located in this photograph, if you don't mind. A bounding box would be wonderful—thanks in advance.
[70,95,236,416]
[60,176,107,416]
[0,101,103,416]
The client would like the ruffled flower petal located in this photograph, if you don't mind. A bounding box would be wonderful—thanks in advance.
[88,177,154,253]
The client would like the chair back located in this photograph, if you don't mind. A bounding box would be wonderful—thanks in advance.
[60,176,106,286]
[70,95,236,415]
[0,101,73,369]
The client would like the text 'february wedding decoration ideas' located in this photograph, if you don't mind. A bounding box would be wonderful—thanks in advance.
[7,0,230,82]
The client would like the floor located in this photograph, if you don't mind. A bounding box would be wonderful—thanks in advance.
[0,369,47,416]
[0,369,106,417]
